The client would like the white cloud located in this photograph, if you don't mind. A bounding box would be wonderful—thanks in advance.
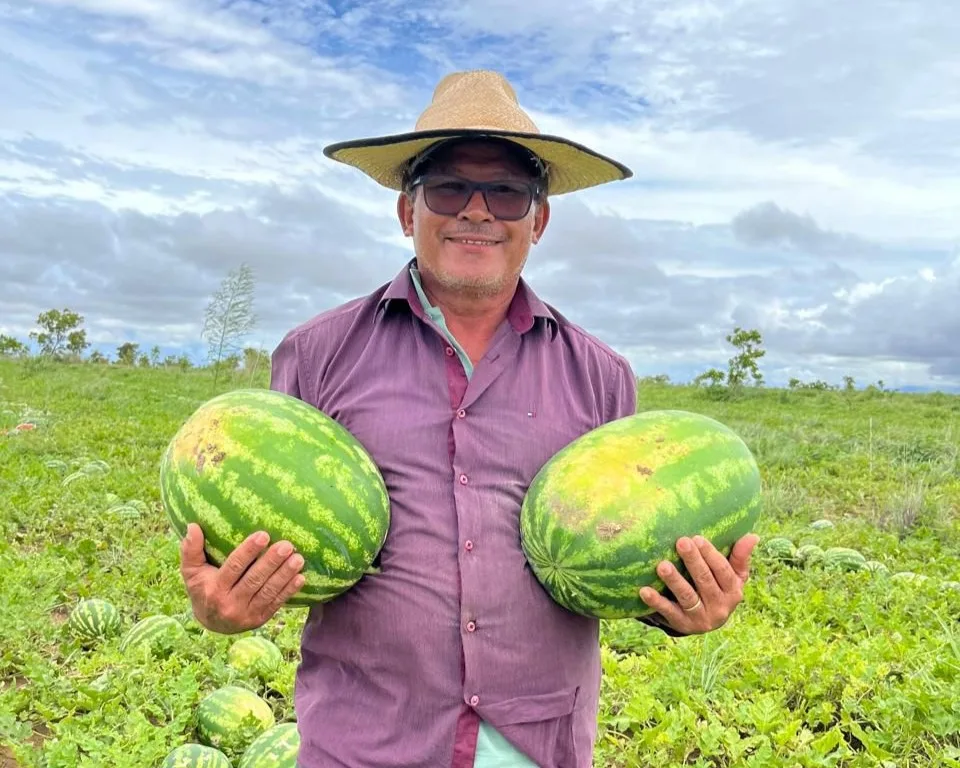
[0,0,958,391]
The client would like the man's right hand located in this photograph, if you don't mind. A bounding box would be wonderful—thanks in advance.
[179,523,306,634]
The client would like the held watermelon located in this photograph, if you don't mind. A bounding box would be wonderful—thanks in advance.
[159,389,391,606]
[519,409,762,620]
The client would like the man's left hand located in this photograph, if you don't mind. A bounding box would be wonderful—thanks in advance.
[638,533,760,635]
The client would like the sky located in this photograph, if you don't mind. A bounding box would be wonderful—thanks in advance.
[2,0,959,391]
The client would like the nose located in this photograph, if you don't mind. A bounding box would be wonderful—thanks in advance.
[458,189,494,221]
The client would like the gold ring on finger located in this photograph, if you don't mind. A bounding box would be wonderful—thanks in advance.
[683,597,703,612]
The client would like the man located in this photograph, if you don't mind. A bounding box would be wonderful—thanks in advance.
[178,70,759,767]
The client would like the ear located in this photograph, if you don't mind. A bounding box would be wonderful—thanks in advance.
[397,191,415,236]
[531,197,550,244]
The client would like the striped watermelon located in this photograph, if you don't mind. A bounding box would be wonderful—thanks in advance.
[120,614,188,654]
[761,537,797,562]
[239,722,300,767]
[68,598,122,640]
[822,547,867,572]
[160,388,391,606]
[161,743,232,768]
[227,636,283,681]
[196,685,275,758]
[519,409,762,619]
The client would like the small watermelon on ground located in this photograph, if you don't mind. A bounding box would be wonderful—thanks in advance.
[159,388,391,606]
[810,519,835,530]
[119,614,188,655]
[794,544,825,568]
[197,685,275,759]
[863,560,890,575]
[891,571,929,585]
[68,598,122,640]
[822,547,868,572]
[519,409,762,619]
[239,722,300,767]
[761,537,797,562]
[161,743,232,767]
[227,636,283,681]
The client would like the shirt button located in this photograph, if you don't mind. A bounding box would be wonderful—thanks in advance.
[445,346,454,356]
[464,540,474,551]
[459,474,468,485]
[457,409,466,419]
[466,621,476,632]
[470,695,480,706]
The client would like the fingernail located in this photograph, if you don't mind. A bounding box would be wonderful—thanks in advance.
[678,538,691,553]
[256,531,269,546]
[658,562,673,577]
[693,535,706,547]
[278,541,293,557]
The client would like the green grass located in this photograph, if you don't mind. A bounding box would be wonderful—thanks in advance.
[1,359,958,767]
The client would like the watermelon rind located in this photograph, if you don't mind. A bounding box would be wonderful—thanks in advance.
[68,598,122,640]
[227,636,283,681]
[161,743,232,768]
[519,409,762,619]
[119,614,188,655]
[196,685,275,759]
[159,388,391,606]
[238,722,300,768]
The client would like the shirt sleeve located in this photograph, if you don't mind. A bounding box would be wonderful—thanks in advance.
[269,330,303,400]
[604,353,638,423]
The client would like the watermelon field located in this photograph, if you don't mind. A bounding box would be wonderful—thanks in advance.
[1,357,959,767]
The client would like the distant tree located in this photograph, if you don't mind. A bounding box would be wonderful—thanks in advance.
[29,309,88,359]
[843,375,855,392]
[137,353,151,367]
[693,368,726,388]
[150,345,161,366]
[116,342,139,366]
[725,327,765,387]
[0,334,28,358]
[201,263,258,387]
[88,350,109,364]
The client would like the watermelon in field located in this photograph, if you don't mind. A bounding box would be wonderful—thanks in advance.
[68,598,122,640]
[227,636,283,681]
[519,409,762,619]
[822,547,867,572]
[119,614,188,655]
[196,685,275,759]
[161,743,232,767]
[239,722,300,767]
[159,388,391,606]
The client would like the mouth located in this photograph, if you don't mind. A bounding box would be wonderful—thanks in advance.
[445,236,504,249]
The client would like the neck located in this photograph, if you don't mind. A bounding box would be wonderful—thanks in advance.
[416,265,518,360]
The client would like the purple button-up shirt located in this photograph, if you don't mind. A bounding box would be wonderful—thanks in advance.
[270,259,638,768]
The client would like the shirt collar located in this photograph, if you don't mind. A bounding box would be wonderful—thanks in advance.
[377,258,558,339]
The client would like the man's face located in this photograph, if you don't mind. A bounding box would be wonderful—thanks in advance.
[397,140,550,298]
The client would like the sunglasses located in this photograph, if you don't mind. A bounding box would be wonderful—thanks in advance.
[409,174,544,221]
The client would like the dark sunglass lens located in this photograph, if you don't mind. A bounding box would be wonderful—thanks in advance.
[486,182,532,219]
[424,179,471,214]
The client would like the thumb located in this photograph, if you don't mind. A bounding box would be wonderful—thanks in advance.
[179,523,209,572]
[729,533,760,581]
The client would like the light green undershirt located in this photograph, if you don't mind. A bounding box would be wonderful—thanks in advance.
[409,267,537,767]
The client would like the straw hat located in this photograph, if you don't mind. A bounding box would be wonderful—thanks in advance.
[322,69,633,197]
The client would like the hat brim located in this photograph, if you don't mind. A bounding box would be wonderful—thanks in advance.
[322,128,633,196]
